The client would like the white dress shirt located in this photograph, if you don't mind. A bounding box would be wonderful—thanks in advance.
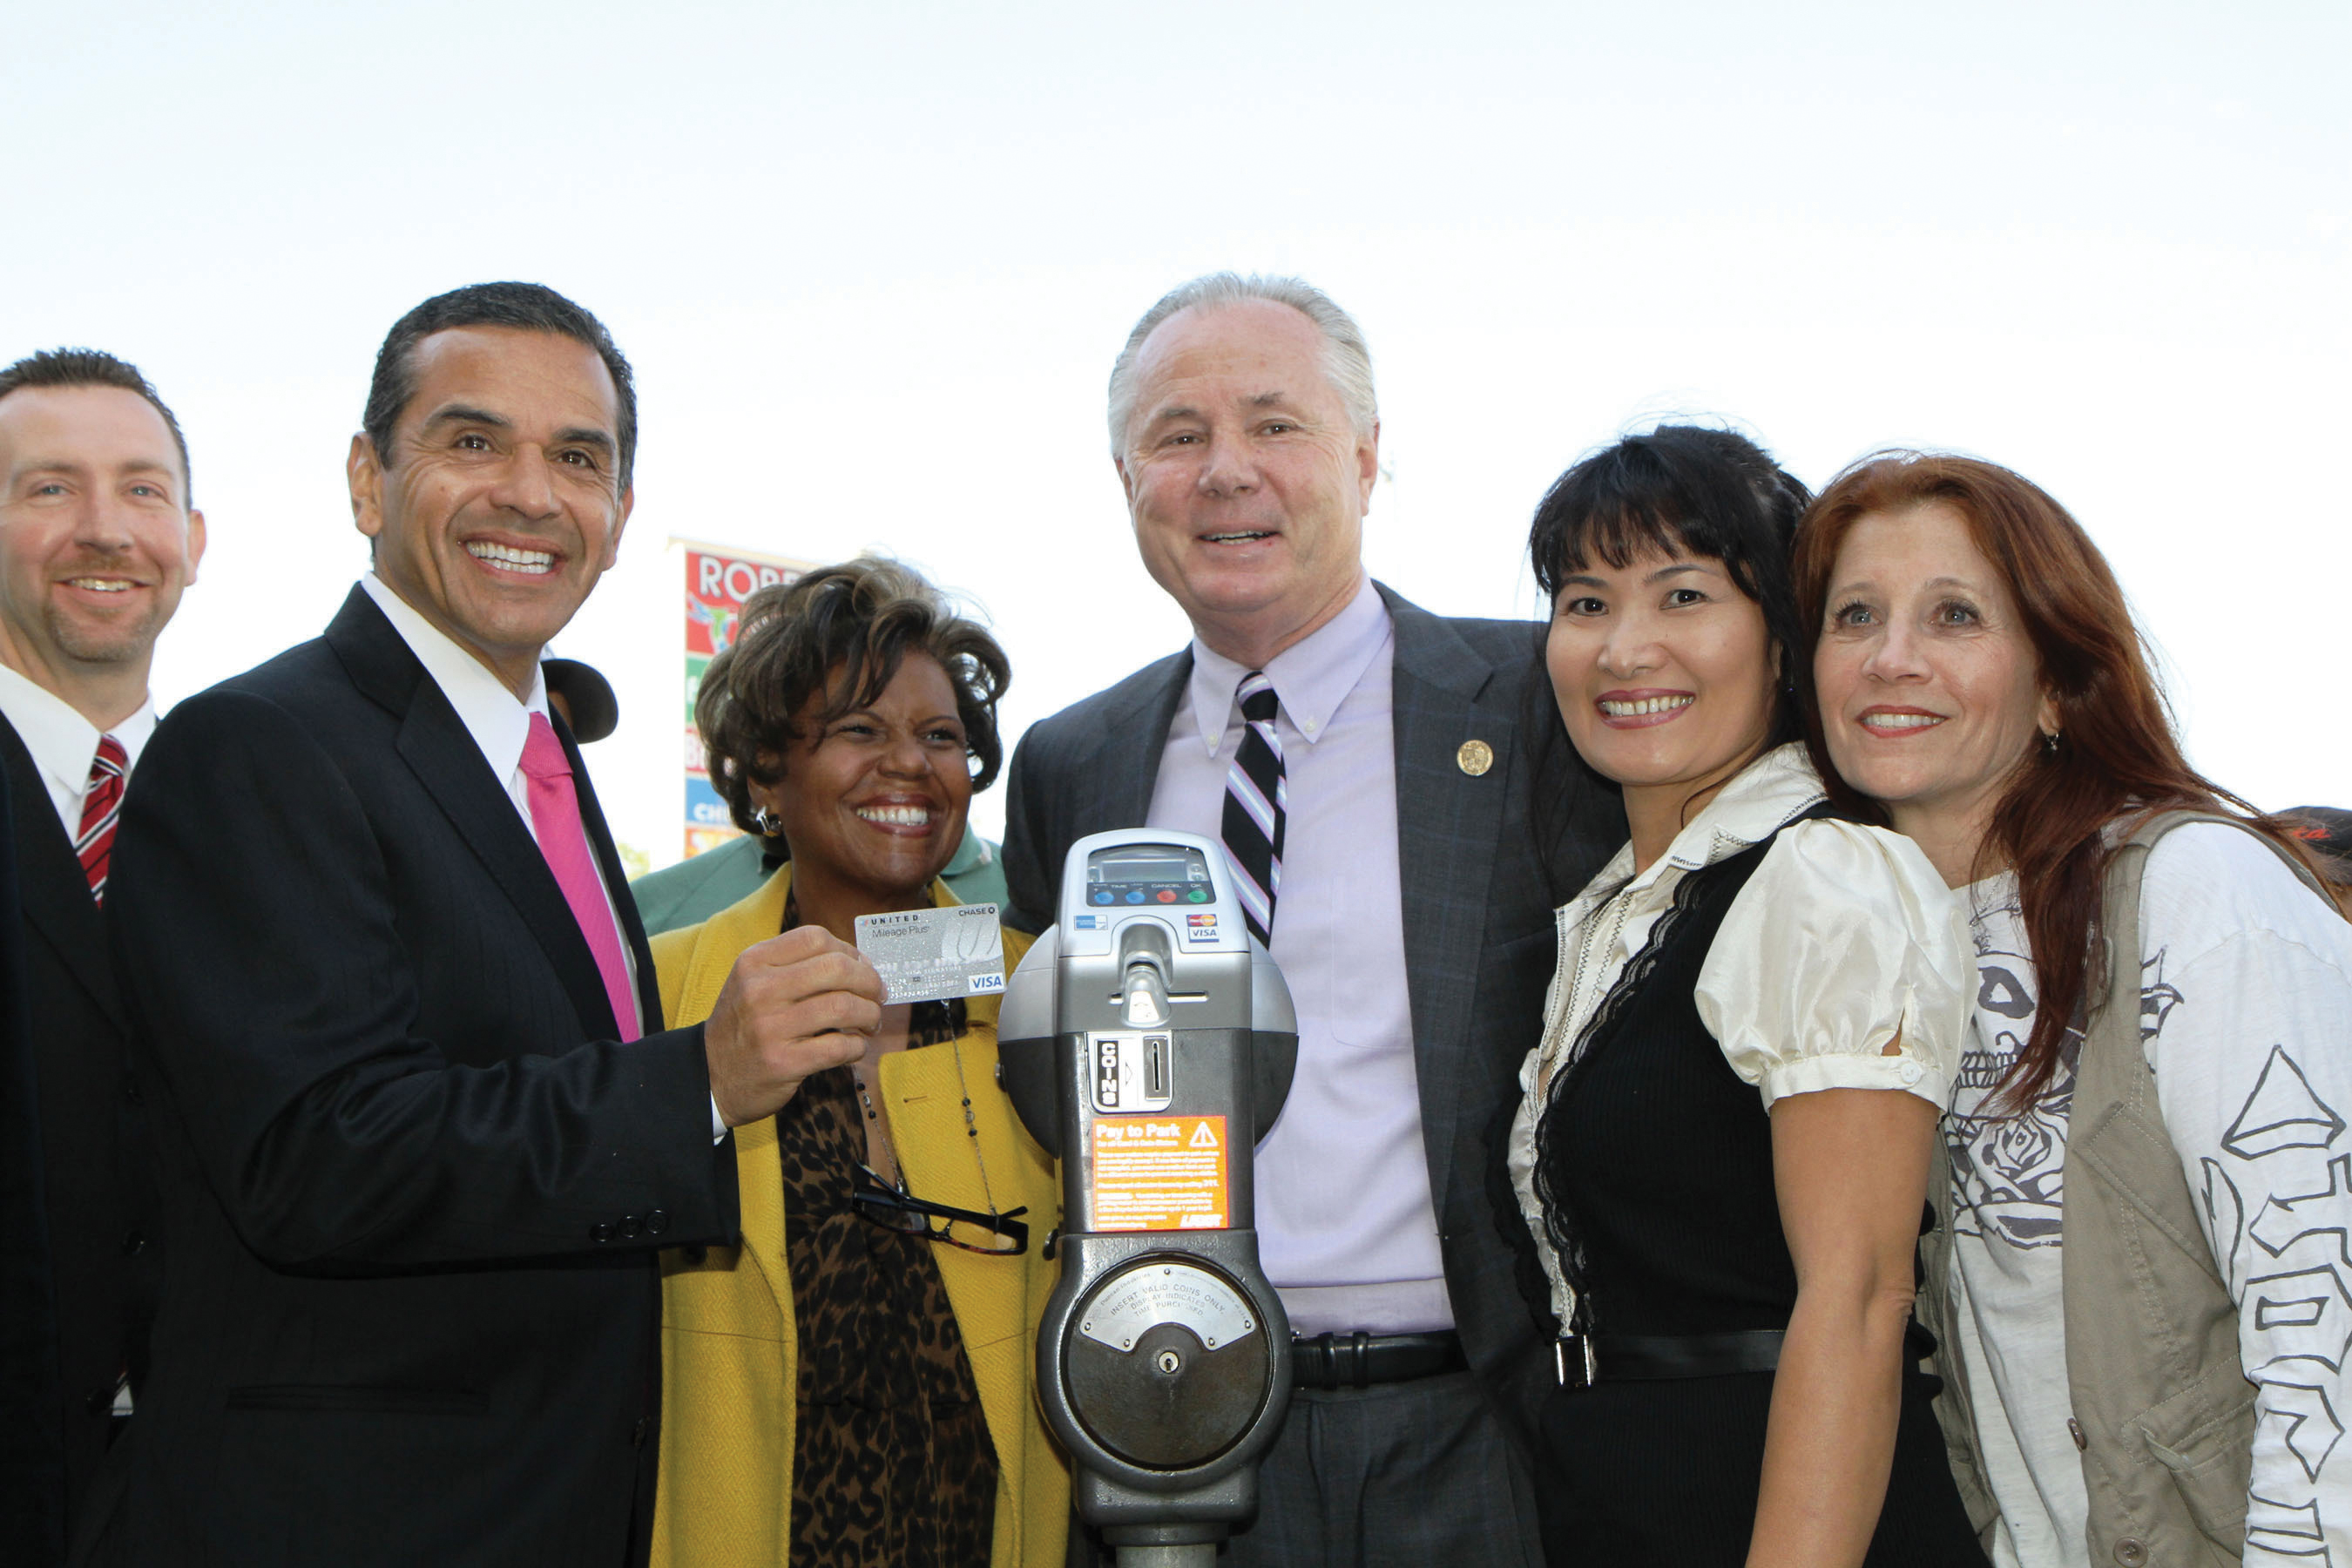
[0,660,157,837]
[1146,577,1452,1335]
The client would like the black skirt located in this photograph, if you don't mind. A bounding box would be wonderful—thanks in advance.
[1536,1367,1986,1566]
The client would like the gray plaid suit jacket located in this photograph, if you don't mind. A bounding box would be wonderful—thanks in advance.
[1001,580,1624,1449]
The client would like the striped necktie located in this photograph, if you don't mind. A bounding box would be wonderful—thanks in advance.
[77,733,128,904]
[1220,672,1288,946]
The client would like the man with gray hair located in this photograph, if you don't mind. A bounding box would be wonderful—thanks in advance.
[1004,274,1621,1565]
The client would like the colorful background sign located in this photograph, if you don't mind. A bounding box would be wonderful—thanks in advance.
[680,541,813,858]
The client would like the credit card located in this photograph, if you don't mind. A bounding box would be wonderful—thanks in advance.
[854,903,1007,1004]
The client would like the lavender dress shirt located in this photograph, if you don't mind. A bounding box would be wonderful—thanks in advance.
[1145,578,1453,1336]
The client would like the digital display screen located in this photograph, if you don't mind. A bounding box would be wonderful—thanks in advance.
[1085,845,1215,909]
[1098,855,1195,885]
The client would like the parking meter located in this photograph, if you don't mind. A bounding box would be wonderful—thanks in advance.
[998,829,1299,1566]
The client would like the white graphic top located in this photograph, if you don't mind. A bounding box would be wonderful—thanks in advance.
[1948,824,2352,1566]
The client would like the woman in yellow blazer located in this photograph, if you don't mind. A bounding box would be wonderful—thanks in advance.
[649,559,1067,1568]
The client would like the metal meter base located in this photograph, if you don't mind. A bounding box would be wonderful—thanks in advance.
[1037,1230,1293,1524]
[1066,1257,1271,1470]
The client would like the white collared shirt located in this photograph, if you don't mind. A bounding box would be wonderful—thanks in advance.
[0,660,158,838]
[1145,576,1453,1335]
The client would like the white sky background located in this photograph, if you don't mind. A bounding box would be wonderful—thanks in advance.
[9,1,2347,862]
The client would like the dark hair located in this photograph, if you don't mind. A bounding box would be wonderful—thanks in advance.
[1794,452,2318,1112]
[1518,425,1809,901]
[0,348,193,503]
[362,282,637,486]
[695,558,1010,843]
[1528,423,1813,734]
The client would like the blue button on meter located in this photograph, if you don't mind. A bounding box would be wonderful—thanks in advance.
[1092,891,1113,904]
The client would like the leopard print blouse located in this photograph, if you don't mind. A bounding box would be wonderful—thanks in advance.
[779,997,998,1568]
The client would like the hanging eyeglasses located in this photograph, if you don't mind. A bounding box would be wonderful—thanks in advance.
[852,1163,1030,1256]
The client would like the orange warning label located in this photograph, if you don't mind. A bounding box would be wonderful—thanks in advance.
[1088,1115,1230,1233]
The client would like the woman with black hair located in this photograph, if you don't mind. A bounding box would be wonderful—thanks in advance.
[1503,427,1986,1565]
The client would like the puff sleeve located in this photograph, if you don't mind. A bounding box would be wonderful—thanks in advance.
[1694,818,1971,1112]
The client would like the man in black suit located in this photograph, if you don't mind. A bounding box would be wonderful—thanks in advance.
[1003,274,1622,1565]
[0,348,204,1562]
[100,283,884,1565]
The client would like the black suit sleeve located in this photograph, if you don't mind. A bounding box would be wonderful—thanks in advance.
[1000,727,1058,936]
[110,691,732,1273]
[0,761,64,1562]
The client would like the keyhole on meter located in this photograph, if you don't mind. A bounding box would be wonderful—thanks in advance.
[1155,1349,1182,1375]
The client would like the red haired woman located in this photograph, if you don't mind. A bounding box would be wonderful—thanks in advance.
[1799,453,2352,1567]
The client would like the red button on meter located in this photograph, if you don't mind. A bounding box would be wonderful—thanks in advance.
[1155,889,1178,902]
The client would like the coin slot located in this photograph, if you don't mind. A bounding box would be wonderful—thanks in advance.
[1091,1031,1175,1113]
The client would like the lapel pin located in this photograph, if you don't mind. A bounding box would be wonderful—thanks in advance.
[1456,740,1493,776]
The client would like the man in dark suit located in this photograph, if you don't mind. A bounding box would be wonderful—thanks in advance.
[1003,274,1622,1566]
[0,348,204,1562]
[100,283,884,1565]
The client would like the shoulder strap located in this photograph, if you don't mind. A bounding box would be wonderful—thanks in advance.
[2084,829,2161,1131]
[2103,808,2328,1044]
[2092,808,2331,1112]
[2123,808,2329,902]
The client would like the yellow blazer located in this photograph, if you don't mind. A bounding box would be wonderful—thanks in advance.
[647,868,1069,1567]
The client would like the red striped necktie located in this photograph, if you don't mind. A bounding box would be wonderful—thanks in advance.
[77,733,128,904]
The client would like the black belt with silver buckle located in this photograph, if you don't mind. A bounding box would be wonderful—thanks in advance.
[1291,1330,1467,1390]
[1554,1328,1785,1389]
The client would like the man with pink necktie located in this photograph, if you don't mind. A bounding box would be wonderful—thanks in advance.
[99,284,882,1567]
[0,348,205,1563]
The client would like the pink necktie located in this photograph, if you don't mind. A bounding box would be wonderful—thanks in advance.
[519,713,641,1041]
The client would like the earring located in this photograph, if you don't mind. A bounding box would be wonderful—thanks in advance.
[752,807,783,836]
[2041,730,2060,755]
